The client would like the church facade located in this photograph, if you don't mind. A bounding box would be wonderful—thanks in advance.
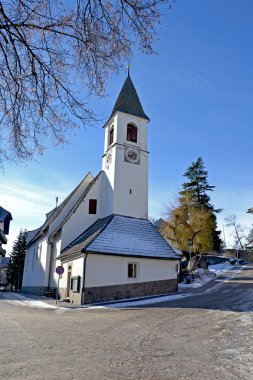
[22,75,180,304]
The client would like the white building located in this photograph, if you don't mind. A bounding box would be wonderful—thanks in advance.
[0,206,12,287]
[22,74,180,304]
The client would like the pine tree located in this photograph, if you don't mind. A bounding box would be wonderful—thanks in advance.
[162,158,222,253]
[181,157,220,212]
[7,229,27,291]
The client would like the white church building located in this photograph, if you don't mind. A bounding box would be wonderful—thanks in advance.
[22,74,180,304]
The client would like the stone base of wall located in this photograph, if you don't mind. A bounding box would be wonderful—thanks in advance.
[22,286,48,296]
[82,278,178,304]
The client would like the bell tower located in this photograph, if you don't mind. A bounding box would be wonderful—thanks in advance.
[102,74,150,219]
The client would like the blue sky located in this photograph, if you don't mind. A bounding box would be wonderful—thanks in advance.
[1,0,253,251]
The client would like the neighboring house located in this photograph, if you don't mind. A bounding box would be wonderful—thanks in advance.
[0,207,12,287]
[22,74,180,304]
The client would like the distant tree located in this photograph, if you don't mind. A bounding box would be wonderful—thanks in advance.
[247,225,253,244]
[225,215,246,250]
[161,158,222,253]
[7,229,27,291]
[0,0,170,165]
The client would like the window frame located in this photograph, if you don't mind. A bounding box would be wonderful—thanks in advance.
[109,125,114,146]
[128,262,138,279]
[89,199,97,214]
[127,123,138,143]
[70,276,81,292]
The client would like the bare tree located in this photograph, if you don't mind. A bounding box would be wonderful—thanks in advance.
[0,0,169,165]
[225,214,246,249]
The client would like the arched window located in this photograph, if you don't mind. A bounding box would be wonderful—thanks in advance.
[127,124,137,143]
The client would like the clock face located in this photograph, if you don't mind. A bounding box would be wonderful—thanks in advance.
[124,147,140,164]
[106,152,112,165]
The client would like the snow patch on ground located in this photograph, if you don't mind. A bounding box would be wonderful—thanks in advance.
[208,261,235,274]
[87,293,191,309]
[2,292,59,309]
[179,262,240,289]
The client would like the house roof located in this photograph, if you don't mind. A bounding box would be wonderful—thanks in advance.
[104,74,150,126]
[0,256,10,268]
[0,207,12,234]
[60,215,180,261]
[27,172,102,247]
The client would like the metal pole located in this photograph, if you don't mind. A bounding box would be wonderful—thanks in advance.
[56,275,60,305]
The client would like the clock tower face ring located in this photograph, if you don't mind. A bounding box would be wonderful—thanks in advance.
[124,147,140,164]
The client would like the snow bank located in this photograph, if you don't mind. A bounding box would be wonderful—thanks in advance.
[208,261,235,274]
[2,292,58,309]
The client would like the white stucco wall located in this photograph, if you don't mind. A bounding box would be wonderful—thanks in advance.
[102,112,149,220]
[59,256,84,289]
[48,172,93,237]
[60,175,105,250]
[85,254,178,288]
[22,236,49,287]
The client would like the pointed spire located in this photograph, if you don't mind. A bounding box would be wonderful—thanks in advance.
[105,74,150,126]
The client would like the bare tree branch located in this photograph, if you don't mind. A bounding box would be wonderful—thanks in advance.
[0,0,169,166]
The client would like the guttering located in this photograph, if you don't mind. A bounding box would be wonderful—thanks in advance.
[81,252,88,305]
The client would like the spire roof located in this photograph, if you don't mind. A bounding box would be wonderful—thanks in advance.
[105,74,150,125]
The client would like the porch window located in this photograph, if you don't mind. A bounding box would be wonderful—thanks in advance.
[128,263,137,278]
[70,276,80,292]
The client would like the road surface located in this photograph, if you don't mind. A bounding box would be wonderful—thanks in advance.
[0,264,252,379]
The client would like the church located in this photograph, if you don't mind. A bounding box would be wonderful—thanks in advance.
[22,74,180,304]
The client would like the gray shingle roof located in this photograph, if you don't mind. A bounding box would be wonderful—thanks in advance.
[104,75,150,126]
[60,215,180,260]
[59,215,114,259]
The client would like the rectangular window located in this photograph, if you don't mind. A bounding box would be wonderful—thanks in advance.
[128,263,137,278]
[89,199,97,214]
[127,124,137,143]
[109,127,114,146]
[70,276,80,292]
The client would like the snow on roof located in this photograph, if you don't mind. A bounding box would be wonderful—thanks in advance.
[27,172,102,247]
[60,215,180,260]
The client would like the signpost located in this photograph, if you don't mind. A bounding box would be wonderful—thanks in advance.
[55,266,64,304]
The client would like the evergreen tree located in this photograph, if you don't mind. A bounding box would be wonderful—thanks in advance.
[181,157,221,213]
[162,158,222,253]
[7,229,27,291]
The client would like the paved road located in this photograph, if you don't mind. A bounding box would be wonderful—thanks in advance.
[0,265,252,380]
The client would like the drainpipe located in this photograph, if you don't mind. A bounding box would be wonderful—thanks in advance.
[81,252,88,305]
[47,237,54,291]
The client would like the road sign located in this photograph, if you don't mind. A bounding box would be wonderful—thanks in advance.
[56,265,64,275]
